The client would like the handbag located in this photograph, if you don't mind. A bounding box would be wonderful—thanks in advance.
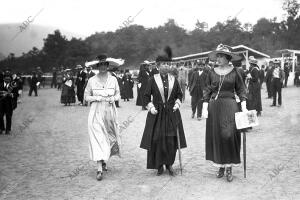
[235,110,259,129]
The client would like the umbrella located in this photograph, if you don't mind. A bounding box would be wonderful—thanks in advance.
[243,131,246,178]
[176,128,183,175]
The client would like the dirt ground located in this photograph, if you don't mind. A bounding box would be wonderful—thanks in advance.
[0,81,299,200]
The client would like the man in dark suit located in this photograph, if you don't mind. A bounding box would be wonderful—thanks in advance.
[283,63,290,88]
[51,67,57,88]
[86,66,96,80]
[259,65,265,89]
[0,71,18,134]
[136,63,150,110]
[28,71,38,96]
[187,64,196,90]
[189,64,206,120]
[265,64,273,99]
[270,60,285,107]
[75,65,86,105]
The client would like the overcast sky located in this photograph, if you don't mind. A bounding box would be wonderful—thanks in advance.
[0,0,291,37]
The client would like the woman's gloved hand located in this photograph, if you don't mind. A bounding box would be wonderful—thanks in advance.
[202,102,208,118]
[150,106,158,115]
[173,102,180,112]
[241,101,248,112]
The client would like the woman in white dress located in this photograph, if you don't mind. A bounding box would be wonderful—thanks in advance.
[84,55,122,181]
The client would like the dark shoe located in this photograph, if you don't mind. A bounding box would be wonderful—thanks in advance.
[216,167,225,178]
[102,162,108,172]
[226,167,233,182]
[197,117,201,121]
[166,165,176,176]
[257,111,261,116]
[156,165,164,176]
[277,104,282,107]
[191,113,195,119]
[270,104,276,107]
[5,130,10,135]
[96,171,103,181]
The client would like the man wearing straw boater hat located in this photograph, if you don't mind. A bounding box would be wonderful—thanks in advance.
[246,56,262,116]
[270,59,284,107]
[202,44,247,182]
[189,62,206,120]
[75,65,86,106]
[136,60,151,110]
[140,46,187,176]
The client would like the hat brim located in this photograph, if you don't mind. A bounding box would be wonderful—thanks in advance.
[249,61,258,65]
[208,50,241,62]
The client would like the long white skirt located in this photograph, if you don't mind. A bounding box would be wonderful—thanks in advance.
[88,101,121,161]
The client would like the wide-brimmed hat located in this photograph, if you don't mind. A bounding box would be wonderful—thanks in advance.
[3,71,11,78]
[273,59,280,64]
[85,60,98,68]
[105,58,125,67]
[75,65,83,69]
[208,44,241,62]
[248,56,258,65]
[141,60,151,65]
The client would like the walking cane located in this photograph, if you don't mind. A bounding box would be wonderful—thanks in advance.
[176,128,183,175]
[243,131,246,178]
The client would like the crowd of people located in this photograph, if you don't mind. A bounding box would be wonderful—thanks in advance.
[1,44,299,184]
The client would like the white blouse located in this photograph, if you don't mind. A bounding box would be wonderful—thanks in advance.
[84,73,120,102]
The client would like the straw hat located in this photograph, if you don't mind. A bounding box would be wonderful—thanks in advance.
[248,56,258,65]
[208,44,241,61]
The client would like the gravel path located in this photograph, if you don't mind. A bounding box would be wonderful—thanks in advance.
[0,84,299,200]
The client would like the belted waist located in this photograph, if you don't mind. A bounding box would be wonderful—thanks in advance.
[211,91,235,100]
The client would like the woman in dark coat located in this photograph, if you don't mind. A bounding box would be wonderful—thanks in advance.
[136,63,150,109]
[61,70,76,106]
[121,69,134,101]
[246,56,262,116]
[202,44,247,182]
[140,49,187,176]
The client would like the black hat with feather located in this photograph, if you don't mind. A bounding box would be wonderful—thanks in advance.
[156,46,173,65]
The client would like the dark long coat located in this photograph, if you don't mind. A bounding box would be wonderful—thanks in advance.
[136,69,150,106]
[0,81,19,113]
[140,74,187,167]
[247,66,262,112]
[76,70,86,103]
[121,74,134,99]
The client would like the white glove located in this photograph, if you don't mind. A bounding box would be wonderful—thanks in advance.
[96,96,104,102]
[150,106,158,115]
[247,74,252,79]
[173,103,180,112]
[137,83,141,88]
[241,101,248,112]
[105,96,114,103]
[202,102,208,118]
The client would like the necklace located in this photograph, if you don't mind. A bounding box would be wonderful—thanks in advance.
[215,74,226,100]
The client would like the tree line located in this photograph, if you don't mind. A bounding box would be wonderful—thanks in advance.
[1,0,299,73]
